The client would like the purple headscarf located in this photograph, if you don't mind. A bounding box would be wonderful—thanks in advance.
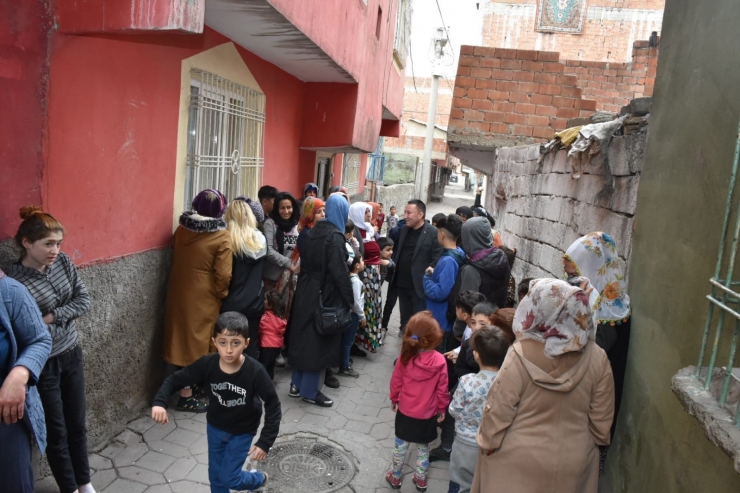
[192,189,227,219]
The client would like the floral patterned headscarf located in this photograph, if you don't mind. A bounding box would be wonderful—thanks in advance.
[298,196,325,231]
[514,279,595,358]
[564,232,631,325]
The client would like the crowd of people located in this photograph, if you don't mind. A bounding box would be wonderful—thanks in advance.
[0,181,632,493]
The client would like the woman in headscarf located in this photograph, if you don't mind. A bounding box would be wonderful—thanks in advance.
[263,192,300,316]
[163,189,232,412]
[287,195,353,407]
[348,202,385,355]
[564,232,631,437]
[471,279,614,493]
[220,198,267,359]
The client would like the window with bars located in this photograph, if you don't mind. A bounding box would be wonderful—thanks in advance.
[184,69,265,209]
[393,0,412,68]
[342,154,362,197]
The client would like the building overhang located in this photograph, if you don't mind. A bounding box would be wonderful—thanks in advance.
[447,132,534,174]
[205,0,355,83]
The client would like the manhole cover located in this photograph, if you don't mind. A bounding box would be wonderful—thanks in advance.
[255,438,355,492]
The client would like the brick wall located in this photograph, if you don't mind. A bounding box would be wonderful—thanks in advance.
[563,41,659,113]
[449,41,658,142]
[449,47,599,144]
[483,0,664,63]
[494,128,647,281]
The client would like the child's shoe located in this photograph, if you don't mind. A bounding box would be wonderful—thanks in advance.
[175,396,207,413]
[249,470,269,492]
[385,471,402,489]
[412,474,427,492]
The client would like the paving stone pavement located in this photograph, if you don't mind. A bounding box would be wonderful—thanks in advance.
[35,186,474,493]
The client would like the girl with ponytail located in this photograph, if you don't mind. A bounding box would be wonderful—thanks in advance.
[386,311,449,491]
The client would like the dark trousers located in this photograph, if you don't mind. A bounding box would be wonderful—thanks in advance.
[37,345,90,493]
[0,418,34,493]
[382,283,398,329]
[259,347,282,380]
[245,315,262,360]
[596,318,632,437]
[398,288,425,334]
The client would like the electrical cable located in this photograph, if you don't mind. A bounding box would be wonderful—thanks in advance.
[434,0,455,59]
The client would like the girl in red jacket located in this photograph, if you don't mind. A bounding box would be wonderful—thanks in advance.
[258,290,286,381]
[386,311,450,492]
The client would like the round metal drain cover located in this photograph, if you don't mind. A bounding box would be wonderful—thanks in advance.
[256,438,355,492]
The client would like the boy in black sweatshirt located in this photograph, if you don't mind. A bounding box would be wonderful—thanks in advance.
[151,312,281,492]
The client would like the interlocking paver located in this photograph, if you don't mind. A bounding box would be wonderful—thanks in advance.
[102,478,147,493]
[162,457,198,483]
[168,480,210,493]
[88,453,114,471]
[117,466,167,486]
[145,440,192,458]
[162,428,201,448]
[184,463,210,483]
[112,443,149,468]
[135,451,176,473]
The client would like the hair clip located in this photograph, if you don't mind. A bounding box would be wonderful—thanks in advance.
[411,335,419,340]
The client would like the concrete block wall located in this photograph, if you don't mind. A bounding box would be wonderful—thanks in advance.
[495,127,647,282]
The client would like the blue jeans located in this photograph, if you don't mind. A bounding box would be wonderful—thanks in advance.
[341,314,360,370]
[206,423,265,493]
[0,419,33,493]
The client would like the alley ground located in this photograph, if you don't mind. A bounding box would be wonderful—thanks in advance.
[34,183,475,493]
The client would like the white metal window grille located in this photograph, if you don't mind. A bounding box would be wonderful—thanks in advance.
[342,154,362,197]
[393,0,412,68]
[184,69,265,209]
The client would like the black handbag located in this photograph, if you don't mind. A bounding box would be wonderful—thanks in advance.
[314,235,352,336]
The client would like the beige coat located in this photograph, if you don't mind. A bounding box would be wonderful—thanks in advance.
[471,339,614,493]
[163,217,232,367]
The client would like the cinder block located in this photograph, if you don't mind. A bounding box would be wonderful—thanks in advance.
[611,176,640,214]
[607,137,632,176]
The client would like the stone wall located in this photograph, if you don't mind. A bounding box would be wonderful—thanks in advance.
[1,242,168,450]
[493,127,647,282]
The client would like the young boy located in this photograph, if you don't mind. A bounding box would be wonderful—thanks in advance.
[431,212,446,227]
[377,237,395,283]
[448,326,510,493]
[386,205,399,231]
[340,254,366,378]
[376,203,386,233]
[518,277,534,303]
[430,290,485,463]
[423,214,465,349]
[454,301,498,378]
[151,312,281,493]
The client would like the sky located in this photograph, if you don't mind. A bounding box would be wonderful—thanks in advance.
[407,0,485,81]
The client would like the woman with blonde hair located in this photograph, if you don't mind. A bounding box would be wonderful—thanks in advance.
[221,198,267,359]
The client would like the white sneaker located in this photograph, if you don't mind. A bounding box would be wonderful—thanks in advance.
[249,470,269,492]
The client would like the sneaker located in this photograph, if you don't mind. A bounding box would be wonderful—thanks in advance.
[337,367,360,378]
[191,384,206,399]
[385,471,402,489]
[175,396,207,413]
[412,474,427,492]
[289,384,300,398]
[324,370,340,389]
[275,354,286,367]
[350,344,367,357]
[249,470,269,491]
[429,446,451,462]
[303,392,333,407]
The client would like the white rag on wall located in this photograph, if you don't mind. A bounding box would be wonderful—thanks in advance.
[567,116,626,178]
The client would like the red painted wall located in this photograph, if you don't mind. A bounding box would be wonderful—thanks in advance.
[0,0,50,239]
[42,27,305,265]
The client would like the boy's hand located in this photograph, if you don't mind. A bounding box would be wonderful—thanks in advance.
[360,319,367,328]
[443,350,457,362]
[391,403,398,412]
[380,259,390,266]
[151,406,169,424]
[249,446,267,461]
[425,266,434,275]
[437,412,445,423]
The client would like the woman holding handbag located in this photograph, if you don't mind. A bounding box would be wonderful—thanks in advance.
[287,194,354,407]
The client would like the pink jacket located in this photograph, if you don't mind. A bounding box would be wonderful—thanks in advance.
[259,311,286,348]
[390,350,450,420]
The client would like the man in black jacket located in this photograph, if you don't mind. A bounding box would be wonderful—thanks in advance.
[390,200,443,334]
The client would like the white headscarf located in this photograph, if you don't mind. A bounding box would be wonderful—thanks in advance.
[564,232,631,325]
[349,202,374,241]
[514,279,595,359]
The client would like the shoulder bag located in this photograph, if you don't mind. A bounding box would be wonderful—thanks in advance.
[314,234,352,336]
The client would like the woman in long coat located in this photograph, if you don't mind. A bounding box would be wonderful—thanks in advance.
[163,189,232,412]
[288,195,353,407]
[471,278,614,493]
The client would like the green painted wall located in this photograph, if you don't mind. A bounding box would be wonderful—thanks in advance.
[604,0,740,491]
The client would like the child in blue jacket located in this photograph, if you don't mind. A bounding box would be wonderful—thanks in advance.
[423,214,465,351]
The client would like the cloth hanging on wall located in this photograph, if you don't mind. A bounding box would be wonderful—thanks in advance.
[536,0,589,34]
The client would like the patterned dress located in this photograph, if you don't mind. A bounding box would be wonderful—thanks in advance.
[355,264,384,352]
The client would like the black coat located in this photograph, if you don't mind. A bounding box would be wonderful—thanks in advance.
[390,222,444,300]
[221,252,265,318]
[287,221,354,371]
